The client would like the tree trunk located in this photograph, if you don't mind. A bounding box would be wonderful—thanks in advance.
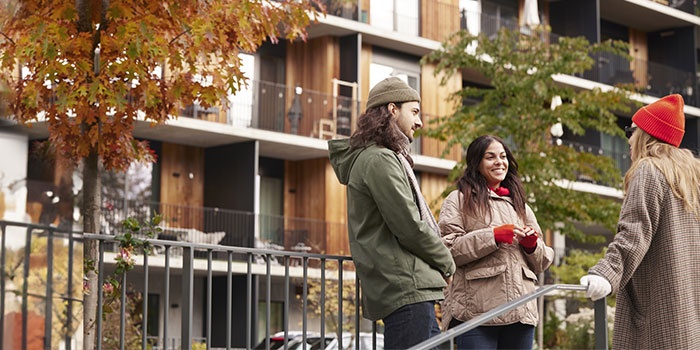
[77,0,108,347]
[83,150,101,350]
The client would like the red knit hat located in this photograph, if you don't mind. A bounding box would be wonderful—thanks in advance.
[632,94,685,147]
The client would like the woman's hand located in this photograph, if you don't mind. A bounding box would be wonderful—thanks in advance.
[515,226,538,252]
[514,226,536,242]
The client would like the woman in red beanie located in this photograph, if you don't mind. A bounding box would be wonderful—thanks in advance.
[580,94,700,349]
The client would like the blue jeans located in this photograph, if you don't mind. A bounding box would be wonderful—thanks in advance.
[383,301,441,349]
[453,323,534,350]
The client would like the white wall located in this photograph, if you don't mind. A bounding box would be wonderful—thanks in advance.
[0,130,30,248]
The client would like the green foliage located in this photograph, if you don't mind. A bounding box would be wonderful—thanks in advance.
[422,26,642,242]
[540,306,615,349]
[550,249,605,285]
[100,214,161,343]
[304,274,359,332]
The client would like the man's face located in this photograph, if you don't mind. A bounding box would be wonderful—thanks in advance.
[390,101,422,142]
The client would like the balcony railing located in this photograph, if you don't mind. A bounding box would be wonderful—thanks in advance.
[562,139,632,177]
[179,79,359,140]
[317,0,359,21]
[101,200,344,256]
[458,9,700,108]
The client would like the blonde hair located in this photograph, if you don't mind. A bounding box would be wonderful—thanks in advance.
[625,130,700,218]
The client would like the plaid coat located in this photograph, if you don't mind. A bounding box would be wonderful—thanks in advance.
[589,161,700,349]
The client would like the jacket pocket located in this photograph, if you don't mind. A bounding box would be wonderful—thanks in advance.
[521,266,538,283]
[463,264,507,314]
[521,266,538,295]
[464,264,507,280]
[412,255,447,290]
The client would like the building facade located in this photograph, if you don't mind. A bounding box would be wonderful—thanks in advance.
[1,0,699,348]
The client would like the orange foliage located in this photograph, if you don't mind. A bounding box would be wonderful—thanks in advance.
[0,0,322,170]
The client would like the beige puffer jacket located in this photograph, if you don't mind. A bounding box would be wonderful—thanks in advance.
[438,190,554,329]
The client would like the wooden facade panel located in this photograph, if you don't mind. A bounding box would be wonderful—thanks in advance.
[420,63,462,161]
[360,43,372,111]
[420,172,451,216]
[629,29,648,89]
[160,142,204,230]
[325,160,349,255]
[421,0,460,42]
[284,158,334,252]
[286,37,340,138]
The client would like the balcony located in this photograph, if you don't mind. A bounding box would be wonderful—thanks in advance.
[100,200,345,257]
[561,139,632,177]
[459,9,699,108]
[179,79,359,141]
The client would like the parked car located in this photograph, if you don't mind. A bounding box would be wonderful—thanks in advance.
[341,332,384,350]
[255,331,384,350]
[254,332,335,350]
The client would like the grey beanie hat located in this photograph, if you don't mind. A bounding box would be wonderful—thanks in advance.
[366,77,421,110]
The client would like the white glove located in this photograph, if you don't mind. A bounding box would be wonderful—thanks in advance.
[580,275,611,301]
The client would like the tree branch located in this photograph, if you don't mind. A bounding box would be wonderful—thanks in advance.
[0,31,14,46]
[169,27,192,46]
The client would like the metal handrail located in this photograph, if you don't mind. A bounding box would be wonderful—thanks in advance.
[409,284,608,350]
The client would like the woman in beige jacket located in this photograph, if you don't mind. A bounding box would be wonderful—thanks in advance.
[439,135,554,350]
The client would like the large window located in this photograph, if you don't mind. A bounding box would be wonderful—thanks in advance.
[87,161,153,235]
[228,53,256,127]
[370,50,422,153]
[460,0,482,35]
[370,0,419,36]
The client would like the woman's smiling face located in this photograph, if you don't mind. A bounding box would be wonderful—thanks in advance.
[479,140,508,189]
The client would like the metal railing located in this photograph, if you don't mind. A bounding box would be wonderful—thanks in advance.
[88,232,369,350]
[561,140,632,176]
[0,220,377,350]
[0,221,83,350]
[410,284,608,350]
[1,220,610,350]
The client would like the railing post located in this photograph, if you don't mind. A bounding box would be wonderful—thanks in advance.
[0,222,6,349]
[43,228,54,350]
[594,298,608,350]
[181,246,194,350]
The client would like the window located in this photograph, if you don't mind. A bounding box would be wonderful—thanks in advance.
[259,176,283,245]
[460,0,482,35]
[256,301,284,343]
[481,0,518,36]
[93,161,153,235]
[228,53,256,127]
[370,0,419,36]
[601,132,631,174]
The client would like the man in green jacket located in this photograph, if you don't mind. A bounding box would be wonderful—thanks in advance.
[328,77,455,349]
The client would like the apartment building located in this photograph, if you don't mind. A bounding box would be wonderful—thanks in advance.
[1,0,699,347]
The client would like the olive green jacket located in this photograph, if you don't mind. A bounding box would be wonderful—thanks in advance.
[328,139,455,321]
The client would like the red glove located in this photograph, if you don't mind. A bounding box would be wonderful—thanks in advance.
[494,224,515,244]
[519,233,538,253]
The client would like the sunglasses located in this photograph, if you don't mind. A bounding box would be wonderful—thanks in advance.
[625,126,637,139]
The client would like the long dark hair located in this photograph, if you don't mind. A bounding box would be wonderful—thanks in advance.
[349,103,412,164]
[456,135,527,223]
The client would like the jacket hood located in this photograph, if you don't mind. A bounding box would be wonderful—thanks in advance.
[328,139,364,185]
